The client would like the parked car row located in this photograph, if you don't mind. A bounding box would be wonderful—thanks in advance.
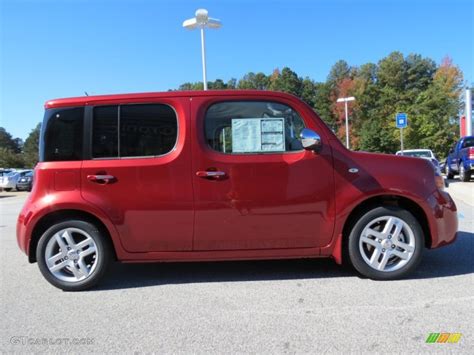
[0,169,34,191]
[396,135,474,183]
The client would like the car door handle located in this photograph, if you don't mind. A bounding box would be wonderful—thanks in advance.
[87,174,116,184]
[196,170,227,179]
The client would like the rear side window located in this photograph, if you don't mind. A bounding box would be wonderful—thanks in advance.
[41,107,84,161]
[93,104,178,158]
[205,101,305,154]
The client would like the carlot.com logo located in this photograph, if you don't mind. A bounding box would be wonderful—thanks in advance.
[426,333,462,343]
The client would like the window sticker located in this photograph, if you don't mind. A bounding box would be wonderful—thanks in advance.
[231,117,285,153]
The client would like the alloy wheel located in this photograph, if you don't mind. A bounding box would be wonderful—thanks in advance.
[44,227,98,282]
[359,216,415,272]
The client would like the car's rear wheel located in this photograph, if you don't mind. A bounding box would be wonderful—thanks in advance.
[37,220,111,291]
[459,164,470,182]
[4,188,12,192]
[348,206,423,280]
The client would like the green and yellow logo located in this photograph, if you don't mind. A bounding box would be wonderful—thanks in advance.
[426,333,462,344]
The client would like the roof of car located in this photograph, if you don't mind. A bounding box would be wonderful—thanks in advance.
[44,90,300,109]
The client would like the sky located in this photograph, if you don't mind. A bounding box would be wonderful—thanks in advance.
[1,0,473,140]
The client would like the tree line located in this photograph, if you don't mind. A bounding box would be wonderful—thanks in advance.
[0,124,40,168]
[0,51,465,168]
[180,51,464,158]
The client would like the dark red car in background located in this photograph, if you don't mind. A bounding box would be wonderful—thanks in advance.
[16,90,458,290]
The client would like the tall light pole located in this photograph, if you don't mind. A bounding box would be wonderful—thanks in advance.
[336,96,356,149]
[183,9,222,90]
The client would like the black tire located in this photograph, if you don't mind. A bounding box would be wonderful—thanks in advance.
[446,163,454,179]
[36,220,112,291]
[459,164,470,182]
[347,206,424,280]
[4,188,12,192]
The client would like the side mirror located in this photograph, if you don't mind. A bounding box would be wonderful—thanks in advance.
[300,128,322,152]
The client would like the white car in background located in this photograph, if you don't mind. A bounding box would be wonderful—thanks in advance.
[0,170,32,191]
[395,149,442,175]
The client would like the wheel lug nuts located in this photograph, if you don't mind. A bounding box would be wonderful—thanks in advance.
[64,256,68,260]
[378,239,382,243]
[382,248,386,252]
[388,235,392,239]
[391,245,395,248]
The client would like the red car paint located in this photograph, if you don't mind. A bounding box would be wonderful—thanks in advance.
[17,90,458,264]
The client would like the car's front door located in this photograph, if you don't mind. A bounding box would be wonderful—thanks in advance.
[191,96,335,251]
[81,99,194,252]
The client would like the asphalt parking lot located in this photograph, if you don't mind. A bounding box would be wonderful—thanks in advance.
[0,180,473,353]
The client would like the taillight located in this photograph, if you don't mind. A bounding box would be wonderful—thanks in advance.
[469,147,474,160]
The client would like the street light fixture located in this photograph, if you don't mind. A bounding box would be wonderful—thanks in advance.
[336,96,356,149]
[183,9,222,90]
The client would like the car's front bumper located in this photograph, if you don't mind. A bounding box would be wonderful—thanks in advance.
[16,182,32,190]
[426,190,458,248]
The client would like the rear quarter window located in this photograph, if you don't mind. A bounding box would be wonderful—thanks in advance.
[41,107,84,162]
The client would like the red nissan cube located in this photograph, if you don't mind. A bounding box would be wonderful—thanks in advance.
[17,90,458,290]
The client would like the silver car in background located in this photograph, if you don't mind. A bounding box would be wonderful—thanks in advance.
[0,170,33,192]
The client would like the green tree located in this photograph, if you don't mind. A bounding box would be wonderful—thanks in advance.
[23,123,41,168]
[405,57,463,157]
[237,72,269,90]
[327,60,351,88]
[313,82,336,130]
[0,147,24,168]
[300,77,317,107]
[0,127,22,153]
[268,67,302,96]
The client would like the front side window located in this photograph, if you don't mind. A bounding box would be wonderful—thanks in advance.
[205,101,305,154]
[92,104,177,158]
[41,107,84,161]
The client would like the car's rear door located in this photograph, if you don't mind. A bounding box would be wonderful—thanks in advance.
[81,97,194,252]
[191,94,335,251]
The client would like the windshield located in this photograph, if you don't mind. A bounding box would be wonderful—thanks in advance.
[463,137,474,148]
[401,151,432,158]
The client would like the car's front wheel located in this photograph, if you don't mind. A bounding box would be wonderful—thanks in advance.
[348,206,423,280]
[37,220,111,291]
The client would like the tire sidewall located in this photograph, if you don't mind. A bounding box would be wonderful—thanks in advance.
[36,220,110,291]
[348,206,424,280]
[460,164,470,182]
